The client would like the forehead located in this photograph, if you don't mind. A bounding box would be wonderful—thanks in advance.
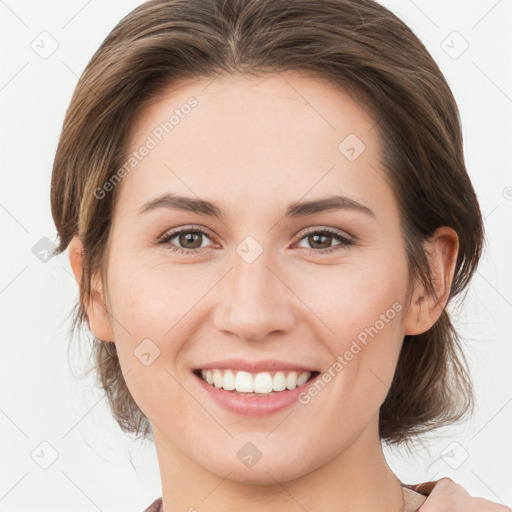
[117,70,389,219]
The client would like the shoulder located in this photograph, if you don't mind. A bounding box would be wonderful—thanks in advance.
[142,497,162,512]
[402,485,428,512]
[405,478,511,511]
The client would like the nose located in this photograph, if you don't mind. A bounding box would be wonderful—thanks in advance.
[212,251,296,342]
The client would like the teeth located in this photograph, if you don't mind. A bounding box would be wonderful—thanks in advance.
[237,371,256,392]
[213,369,224,389]
[273,371,287,391]
[199,369,313,394]
[222,370,235,390]
[297,371,310,387]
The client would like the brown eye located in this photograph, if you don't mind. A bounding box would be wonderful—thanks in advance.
[176,231,204,249]
[295,228,354,254]
[307,232,333,250]
[158,227,213,254]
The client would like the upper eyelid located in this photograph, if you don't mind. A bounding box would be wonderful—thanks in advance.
[295,226,353,240]
[158,225,352,237]
[157,225,213,240]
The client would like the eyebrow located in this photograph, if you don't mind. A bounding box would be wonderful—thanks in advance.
[137,193,375,219]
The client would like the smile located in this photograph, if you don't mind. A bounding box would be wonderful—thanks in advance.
[192,368,322,417]
[194,368,319,395]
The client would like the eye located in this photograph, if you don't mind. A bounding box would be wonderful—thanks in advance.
[156,226,354,256]
[156,226,214,255]
[294,228,354,255]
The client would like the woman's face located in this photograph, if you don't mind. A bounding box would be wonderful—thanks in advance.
[93,71,417,483]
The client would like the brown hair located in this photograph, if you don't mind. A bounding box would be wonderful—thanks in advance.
[51,0,484,446]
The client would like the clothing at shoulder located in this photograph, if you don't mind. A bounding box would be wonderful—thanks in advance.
[143,497,162,512]
[143,487,428,512]
[402,484,429,512]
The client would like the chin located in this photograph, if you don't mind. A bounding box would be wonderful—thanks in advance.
[225,466,305,486]
[200,452,313,486]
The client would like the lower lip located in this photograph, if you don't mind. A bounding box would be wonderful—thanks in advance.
[193,371,321,417]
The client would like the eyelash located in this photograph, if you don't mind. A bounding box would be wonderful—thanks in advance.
[156,226,355,256]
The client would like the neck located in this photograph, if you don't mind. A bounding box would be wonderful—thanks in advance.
[154,415,405,512]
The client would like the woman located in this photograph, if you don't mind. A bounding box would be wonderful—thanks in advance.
[51,0,509,510]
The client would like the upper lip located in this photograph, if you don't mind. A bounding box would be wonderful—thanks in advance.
[194,358,319,373]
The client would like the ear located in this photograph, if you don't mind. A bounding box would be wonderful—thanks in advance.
[403,227,459,336]
[68,235,115,343]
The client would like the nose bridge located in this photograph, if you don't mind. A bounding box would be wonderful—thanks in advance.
[212,244,295,341]
[231,247,274,304]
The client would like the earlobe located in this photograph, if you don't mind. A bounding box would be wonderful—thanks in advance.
[403,227,459,336]
[68,235,115,343]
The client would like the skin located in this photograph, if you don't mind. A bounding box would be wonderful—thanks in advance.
[68,70,469,511]
[414,478,510,511]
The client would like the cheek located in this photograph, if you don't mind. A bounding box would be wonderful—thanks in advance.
[299,255,407,394]
[107,258,197,337]
[299,256,407,336]
[105,259,204,386]
[106,271,192,424]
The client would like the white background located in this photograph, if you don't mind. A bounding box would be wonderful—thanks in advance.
[0,0,511,510]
